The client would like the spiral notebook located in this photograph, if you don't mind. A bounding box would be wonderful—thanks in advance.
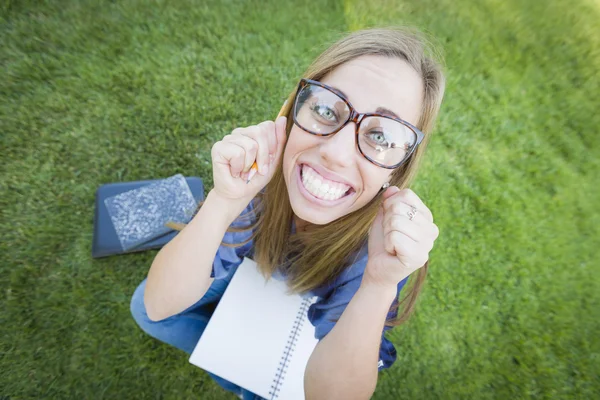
[189,257,319,400]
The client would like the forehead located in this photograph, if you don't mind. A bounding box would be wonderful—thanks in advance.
[319,54,424,125]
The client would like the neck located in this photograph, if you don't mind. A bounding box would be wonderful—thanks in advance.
[293,214,312,233]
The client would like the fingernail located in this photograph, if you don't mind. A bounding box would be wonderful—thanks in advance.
[269,154,275,163]
[261,163,269,175]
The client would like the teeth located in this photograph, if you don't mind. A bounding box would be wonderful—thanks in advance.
[301,164,351,201]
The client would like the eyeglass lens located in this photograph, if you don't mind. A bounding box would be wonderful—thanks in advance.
[294,83,417,167]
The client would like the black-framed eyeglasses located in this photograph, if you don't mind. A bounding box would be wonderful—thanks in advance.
[292,78,424,169]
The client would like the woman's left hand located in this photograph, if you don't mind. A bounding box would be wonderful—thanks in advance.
[365,186,439,288]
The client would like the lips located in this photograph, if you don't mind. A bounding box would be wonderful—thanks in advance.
[301,162,356,191]
[296,164,356,207]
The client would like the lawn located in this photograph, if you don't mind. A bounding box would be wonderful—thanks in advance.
[1,0,599,399]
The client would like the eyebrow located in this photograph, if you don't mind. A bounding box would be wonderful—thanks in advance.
[375,107,401,120]
[332,86,402,120]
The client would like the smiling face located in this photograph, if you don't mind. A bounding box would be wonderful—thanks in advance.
[282,54,424,227]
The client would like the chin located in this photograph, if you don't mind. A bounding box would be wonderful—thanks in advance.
[288,199,343,225]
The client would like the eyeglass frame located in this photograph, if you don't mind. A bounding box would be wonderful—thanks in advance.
[291,78,424,169]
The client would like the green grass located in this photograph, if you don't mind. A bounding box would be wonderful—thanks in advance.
[1,0,599,398]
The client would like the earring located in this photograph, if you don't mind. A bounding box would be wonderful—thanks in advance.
[382,182,390,189]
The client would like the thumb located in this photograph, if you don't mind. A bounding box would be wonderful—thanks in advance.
[368,203,386,255]
[272,115,288,165]
[381,185,400,200]
[369,185,400,255]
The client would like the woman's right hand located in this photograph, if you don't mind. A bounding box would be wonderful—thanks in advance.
[211,115,287,201]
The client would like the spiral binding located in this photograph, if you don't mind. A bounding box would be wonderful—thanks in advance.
[268,297,315,399]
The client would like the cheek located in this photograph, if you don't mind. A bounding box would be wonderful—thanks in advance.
[358,163,392,195]
[283,127,316,165]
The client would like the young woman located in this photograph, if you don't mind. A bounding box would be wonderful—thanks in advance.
[131,27,445,399]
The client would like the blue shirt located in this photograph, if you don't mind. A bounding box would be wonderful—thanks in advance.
[210,200,409,372]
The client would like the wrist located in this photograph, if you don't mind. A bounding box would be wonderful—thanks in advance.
[205,189,253,224]
[359,277,398,303]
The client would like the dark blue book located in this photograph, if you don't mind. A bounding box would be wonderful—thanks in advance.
[92,175,205,258]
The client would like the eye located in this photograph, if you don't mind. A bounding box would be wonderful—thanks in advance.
[367,131,411,152]
[366,130,391,148]
[309,102,339,124]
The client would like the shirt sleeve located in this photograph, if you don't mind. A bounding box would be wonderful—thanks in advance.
[210,201,256,280]
[307,273,410,372]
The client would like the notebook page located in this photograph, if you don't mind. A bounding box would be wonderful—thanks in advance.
[189,257,317,399]
[276,301,319,400]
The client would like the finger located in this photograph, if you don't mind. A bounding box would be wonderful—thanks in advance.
[384,199,429,227]
[383,214,424,243]
[211,141,246,178]
[401,188,434,222]
[254,121,274,175]
[384,230,418,259]
[383,188,434,223]
[233,124,269,175]
[384,195,432,225]
[432,223,440,240]
[381,185,401,201]
[223,135,258,173]
[265,121,277,157]
[368,203,386,252]
[392,234,430,270]
[383,205,439,252]
[223,136,256,174]
[273,116,288,165]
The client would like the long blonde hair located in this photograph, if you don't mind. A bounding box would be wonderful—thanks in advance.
[179,27,445,328]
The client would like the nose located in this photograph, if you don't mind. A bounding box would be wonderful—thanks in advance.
[318,122,357,168]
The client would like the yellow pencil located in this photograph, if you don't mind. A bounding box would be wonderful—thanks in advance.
[246,161,259,184]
